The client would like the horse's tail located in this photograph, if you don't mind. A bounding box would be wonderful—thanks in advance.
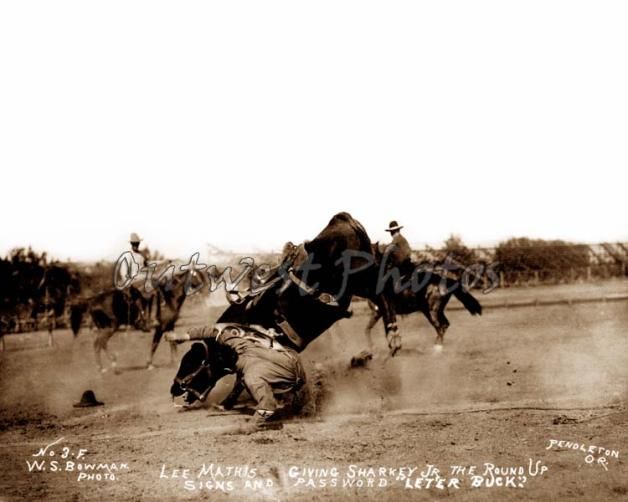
[70,303,86,336]
[453,287,482,316]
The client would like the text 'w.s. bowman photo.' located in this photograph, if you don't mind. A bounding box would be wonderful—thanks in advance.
[0,2,626,501]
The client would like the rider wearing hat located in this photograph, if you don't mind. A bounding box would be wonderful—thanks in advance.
[115,233,152,330]
[115,233,149,285]
[384,220,413,274]
[129,233,149,271]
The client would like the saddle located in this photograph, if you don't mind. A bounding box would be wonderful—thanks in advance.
[225,241,351,351]
[213,322,291,353]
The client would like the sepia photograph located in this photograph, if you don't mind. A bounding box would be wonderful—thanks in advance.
[1,1,626,500]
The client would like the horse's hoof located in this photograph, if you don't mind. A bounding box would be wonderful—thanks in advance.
[147,363,155,371]
[386,333,402,356]
[433,344,443,354]
[99,367,108,374]
[387,338,402,357]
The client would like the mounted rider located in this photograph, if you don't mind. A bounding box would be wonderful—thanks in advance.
[114,232,153,330]
[384,220,414,277]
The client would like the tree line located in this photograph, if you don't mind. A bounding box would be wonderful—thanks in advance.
[1,238,626,333]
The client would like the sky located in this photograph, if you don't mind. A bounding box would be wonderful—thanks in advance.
[1,1,626,261]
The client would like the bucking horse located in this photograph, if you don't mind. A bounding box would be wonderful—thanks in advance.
[167,212,401,426]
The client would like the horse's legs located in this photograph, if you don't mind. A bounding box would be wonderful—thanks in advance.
[433,322,449,349]
[94,327,117,372]
[148,295,157,327]
[47,308,55,335]
[365,300,382,349]
[168,342,177,367]
[137,298,149,332]
[147,327,163,369]
[146,295,153,324]
[426,306,450,350]
[147,324,177,369]
[435,309,450,346]
[422,285,451,352]
[374,294,401,355]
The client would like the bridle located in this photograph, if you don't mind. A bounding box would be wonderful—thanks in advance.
[173,342,214,403]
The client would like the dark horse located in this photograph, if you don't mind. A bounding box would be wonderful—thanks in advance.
[169,212,401,410]
[366,244,482,350]
[71,269,202,372]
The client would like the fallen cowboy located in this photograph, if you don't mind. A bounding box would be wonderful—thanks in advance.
[167,212,402,432]
[167,324,309,430]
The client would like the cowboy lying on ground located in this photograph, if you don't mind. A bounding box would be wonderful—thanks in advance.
[186,323,307,424]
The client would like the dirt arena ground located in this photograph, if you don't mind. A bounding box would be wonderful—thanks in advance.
[1,280,627,501]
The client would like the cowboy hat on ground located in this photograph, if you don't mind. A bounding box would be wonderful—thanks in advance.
[73,390,104,408]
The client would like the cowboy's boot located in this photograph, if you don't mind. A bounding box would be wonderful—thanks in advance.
[249,410,284,430]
